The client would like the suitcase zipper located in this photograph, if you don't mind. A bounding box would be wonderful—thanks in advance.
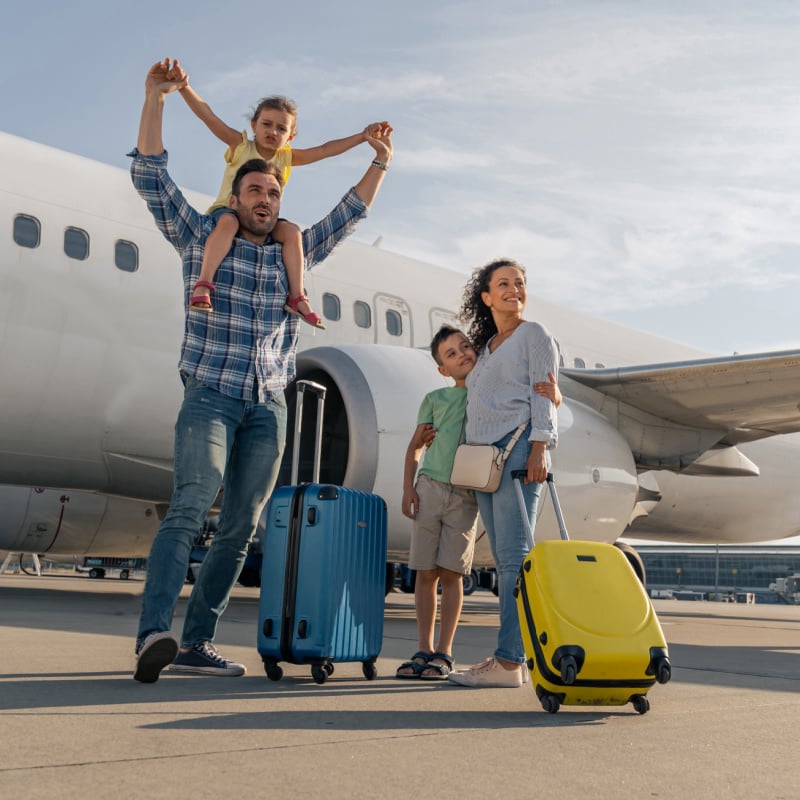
[279,484,308,663]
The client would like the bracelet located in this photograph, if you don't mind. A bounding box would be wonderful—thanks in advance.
[371,159,389,171]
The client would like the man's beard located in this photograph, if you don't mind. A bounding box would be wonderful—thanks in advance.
[238,207,275,240]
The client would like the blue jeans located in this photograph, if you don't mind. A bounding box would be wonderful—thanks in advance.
[137,376,287,647]
[475,425,545,664]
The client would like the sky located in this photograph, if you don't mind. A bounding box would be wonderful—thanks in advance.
[3,0,800,356]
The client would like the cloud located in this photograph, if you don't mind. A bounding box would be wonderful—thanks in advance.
[134,2,800,348]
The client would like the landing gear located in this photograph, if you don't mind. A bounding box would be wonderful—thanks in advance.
[462,570,479,596]
[614,541,646,586]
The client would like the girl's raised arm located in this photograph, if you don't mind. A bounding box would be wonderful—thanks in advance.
[172,61,241,150]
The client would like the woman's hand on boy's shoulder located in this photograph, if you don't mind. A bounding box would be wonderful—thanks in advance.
[420,423,437,447]
[534,371,561,407]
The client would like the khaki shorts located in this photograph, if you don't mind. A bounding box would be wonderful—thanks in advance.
[408,474,479,575]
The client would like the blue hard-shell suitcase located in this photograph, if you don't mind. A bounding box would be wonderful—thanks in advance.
[257,483,387,683]
[256,379,387,684]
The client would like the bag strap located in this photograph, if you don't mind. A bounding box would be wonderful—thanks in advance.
[457,415,467,445]
[496,423,527,465]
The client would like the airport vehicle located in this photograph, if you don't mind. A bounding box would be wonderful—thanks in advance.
[769,574,800,604]
[2,131,800,572]
[77,557,147,580]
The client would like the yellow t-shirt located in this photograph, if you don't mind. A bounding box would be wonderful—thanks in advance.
[207,131,293,213]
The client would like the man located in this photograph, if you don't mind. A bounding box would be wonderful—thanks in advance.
[131,59,393,683]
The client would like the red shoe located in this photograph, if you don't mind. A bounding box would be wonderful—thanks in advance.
[284,293,325,330]
[189,281,215,313]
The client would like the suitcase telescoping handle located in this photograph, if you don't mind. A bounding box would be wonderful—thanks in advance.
[510,470,569,550]
[291,380,327,485]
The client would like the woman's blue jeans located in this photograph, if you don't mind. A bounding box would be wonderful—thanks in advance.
[137,376,286,647]
[475,425,545,665]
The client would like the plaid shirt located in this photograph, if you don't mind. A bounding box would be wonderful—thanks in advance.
[130,149,367,401]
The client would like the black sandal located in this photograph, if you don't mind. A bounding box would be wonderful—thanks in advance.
[419,652,454,680]
[395,651,431,679]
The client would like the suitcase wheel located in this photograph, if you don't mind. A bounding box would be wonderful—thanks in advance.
[540,694,560,714]
[311,664,329,684]
[560,655,578,685]
[362,661,378,681]
[262,659,283,682]
[631,695,650,715]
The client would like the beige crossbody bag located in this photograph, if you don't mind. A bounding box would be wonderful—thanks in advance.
[449,423,527,493]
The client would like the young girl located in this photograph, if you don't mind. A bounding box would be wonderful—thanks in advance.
[174,60,385,328]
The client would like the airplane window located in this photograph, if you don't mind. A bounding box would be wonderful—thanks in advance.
[354,301,371,329]
[64,227,89,260]
[13,214,40,248]
[595,362,605,369]
[386,309,403,337]
[573,357,586,368]
[115,240,139,273]
[322,292,341,322]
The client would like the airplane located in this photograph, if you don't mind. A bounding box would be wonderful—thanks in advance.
[2,129,800,580]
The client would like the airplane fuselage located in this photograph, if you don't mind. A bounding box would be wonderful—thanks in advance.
[2,131,800,561]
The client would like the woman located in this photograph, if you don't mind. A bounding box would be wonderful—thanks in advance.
[448,258,559,688]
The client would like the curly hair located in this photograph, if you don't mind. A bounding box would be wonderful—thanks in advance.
[459,258,527,352]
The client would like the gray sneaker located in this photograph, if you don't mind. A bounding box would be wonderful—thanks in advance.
[134,632,179,683]
[168,641,246,676]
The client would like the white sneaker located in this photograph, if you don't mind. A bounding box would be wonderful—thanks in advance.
[447,657,524,688]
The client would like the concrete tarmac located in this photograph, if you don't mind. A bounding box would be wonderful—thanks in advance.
[1,573,798,799]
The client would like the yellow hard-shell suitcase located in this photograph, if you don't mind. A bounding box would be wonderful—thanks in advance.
[513,472,671,714]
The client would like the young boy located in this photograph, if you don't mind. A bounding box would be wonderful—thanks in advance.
[397,325,478,680]
[397,326,563,681]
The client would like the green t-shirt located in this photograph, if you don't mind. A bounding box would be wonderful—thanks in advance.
[417,386,467,484]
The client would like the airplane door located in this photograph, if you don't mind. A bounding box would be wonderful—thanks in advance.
[429,307,461,338]
[374,293,412,346]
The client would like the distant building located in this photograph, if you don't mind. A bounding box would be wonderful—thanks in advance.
[631,544,800,602]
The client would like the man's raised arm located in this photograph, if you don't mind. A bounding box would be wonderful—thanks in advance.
[131,59,202,253]
[137,59,188,155]
[300,125,394,268]
[354,123,393,208]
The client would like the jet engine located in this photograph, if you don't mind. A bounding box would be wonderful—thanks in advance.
[0,486,160,557]
[0,345,643,567]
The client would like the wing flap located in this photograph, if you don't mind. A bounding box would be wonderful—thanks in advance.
[563,349,800,445]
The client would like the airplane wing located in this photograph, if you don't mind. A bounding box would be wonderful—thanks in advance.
[562,348,800,448]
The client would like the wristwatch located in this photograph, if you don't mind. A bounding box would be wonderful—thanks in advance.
[371,159,389,171]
